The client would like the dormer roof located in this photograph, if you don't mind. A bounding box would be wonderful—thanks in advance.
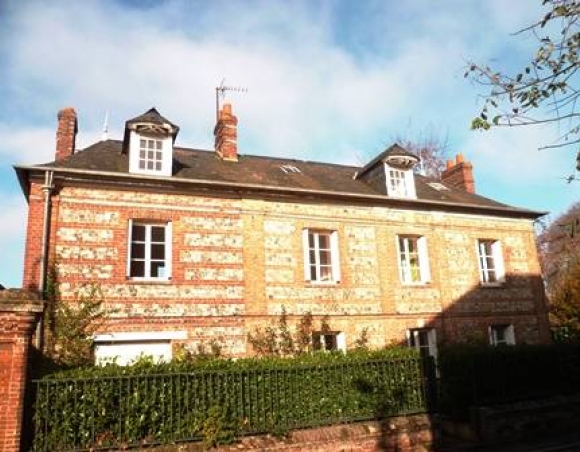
[355,144,420,179]
[122,107,179,153]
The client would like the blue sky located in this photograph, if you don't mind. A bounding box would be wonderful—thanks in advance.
[0,0,578,287]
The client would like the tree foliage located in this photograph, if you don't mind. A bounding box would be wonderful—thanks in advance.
[394,129,451,179]
[44,267,108,366]
[467,0,580,170]
[537,201,580,339]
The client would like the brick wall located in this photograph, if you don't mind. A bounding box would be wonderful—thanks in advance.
[0,290,42,452]
[148,416,434,452]
[22,181,549,357]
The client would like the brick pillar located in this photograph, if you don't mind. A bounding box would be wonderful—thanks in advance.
[0,289,43,452]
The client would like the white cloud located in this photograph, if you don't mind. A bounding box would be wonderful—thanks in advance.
[0,0,570,214]
[0,194,27,287]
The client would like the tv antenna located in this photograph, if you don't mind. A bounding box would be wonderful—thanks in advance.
[215,79,247,121]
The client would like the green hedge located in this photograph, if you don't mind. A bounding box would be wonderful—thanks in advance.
[438,343,580,420]
[33,348,430,451]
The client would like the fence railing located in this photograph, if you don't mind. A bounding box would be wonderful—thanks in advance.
[32,357,434,451]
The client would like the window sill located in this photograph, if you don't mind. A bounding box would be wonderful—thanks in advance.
[125,278,172,285]
[305,281,341,287]
[480,282,506,288]
[401,281,431,287]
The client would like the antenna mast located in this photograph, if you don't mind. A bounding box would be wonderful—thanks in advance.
[215,79,247,120]
[101,110,109,141]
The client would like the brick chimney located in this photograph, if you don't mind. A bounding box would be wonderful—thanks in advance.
[441,153,475,193]
[214,103,238,162]
[55,107,78,161]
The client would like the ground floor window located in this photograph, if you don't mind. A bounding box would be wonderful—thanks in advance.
[312,331,346,352]
[489,324,515,346]
[407,328,437,359]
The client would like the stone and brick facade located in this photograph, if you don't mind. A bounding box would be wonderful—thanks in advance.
[14,104,550,362]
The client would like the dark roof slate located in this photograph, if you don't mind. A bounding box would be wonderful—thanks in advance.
[31,139,538,216]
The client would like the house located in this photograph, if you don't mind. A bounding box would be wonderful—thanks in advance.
[14,104,550,364]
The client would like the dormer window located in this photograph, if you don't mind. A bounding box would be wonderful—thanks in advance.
[123,108,179,177]
[355,144,420,200]
[388,168,412,198]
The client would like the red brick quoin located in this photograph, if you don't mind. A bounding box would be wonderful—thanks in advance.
[0,290,42,452]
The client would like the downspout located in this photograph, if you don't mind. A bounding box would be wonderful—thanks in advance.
[35,170,54,349]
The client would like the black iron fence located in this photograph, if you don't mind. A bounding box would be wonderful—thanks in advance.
[32,356,434,451]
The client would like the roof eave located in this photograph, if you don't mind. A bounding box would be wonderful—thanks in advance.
[13,164,545,220]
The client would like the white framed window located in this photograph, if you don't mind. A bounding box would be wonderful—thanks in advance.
[313,331,346,352]
[385,165,417,199]
[407,328,437,359]
[302,229,341,283]
[397,235,430,284]
[489,324,515,346]
[477,239,505,285]
[127,221,172,280]
[128,131,173,176]
[139,138,163,171]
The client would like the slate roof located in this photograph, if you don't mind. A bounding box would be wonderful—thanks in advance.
[17,139,542,218]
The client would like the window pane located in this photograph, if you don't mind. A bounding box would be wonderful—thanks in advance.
[155,162,162,171]
[132,225,145,241]
[148,150,154,160]
[156,140,162,150]
[139,161,146,169]
[324,334,337,350]
[318,234,331,249]
[130,260,145,277]
[485,256,495,270]
[131,243,145,259]
[487,269,497,282]
[310,265,317,281]
[140,139,146,148]
[147,161,154,170]
[151,262,165,278]
[319,250,331,266]
[140,150,146,159]
[320,266,332,281]
[151,244,165,259]
[155,151,162,161]
[308,233,315,248]
[151,226,165,242]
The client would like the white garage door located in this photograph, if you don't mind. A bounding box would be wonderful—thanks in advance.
[94,340,172,366]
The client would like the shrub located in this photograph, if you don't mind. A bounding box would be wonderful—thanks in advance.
[33,348,427,451]
[438,343,580,420]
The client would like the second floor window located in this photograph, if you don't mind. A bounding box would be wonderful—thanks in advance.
[302,229,341,283]
[128,221,172,280]
[477,239,505,285]
[398,235,430,284]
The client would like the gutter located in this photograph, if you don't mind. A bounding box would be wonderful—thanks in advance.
[36,170,54,349]
[13,164,546,220]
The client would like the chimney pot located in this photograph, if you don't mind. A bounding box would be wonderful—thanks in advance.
[55,107,78,161]
[441,153,475,194]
